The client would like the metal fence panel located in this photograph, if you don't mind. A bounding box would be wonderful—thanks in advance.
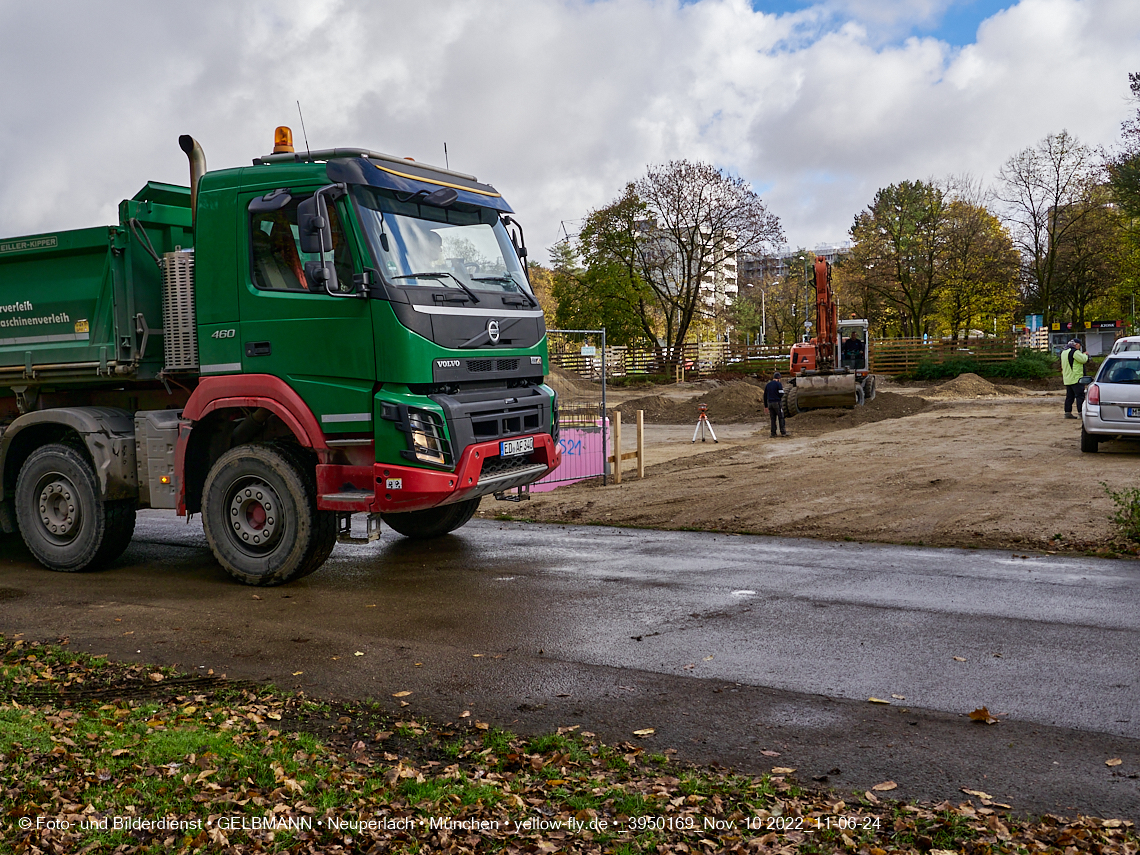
[536,329,608,489]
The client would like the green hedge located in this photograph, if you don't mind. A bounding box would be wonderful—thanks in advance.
[907,349,1057,381]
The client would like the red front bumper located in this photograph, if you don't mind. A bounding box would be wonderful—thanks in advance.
[316,433,560,514]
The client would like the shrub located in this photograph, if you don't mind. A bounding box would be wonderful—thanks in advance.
[985,349,1055,379]
[1102,481,1140,542]
[910,355,982,380]
[905,349,1056,381]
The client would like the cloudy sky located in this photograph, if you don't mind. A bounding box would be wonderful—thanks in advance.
[0,0,1137,261]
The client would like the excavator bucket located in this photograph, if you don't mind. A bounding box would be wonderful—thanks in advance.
[794,373,858,409]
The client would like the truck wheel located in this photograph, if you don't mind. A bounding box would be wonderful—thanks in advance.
[782,385,800,418]
[383,497,480,539]
[1080,428,1100,453]
[271,442,337,573]
[202,443,333,585]
[15,443,134,572]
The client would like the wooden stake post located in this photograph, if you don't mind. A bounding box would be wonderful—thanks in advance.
[609,410,645,484]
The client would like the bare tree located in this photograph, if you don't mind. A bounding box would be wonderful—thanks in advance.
[997,131,1105,325]
[584,160,783,357]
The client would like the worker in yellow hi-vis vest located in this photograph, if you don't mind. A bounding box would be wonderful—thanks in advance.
[1061,338,1089,419]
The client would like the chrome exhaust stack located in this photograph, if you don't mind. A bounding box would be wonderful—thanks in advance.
[178,135,207,227]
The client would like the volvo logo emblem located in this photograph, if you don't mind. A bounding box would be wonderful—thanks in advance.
[487,319,500,344]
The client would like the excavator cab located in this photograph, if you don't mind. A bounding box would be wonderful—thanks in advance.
[838,320,869,372]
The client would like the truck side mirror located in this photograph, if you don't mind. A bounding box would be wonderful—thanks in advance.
[304,260,340,294]
[297,194,332,254]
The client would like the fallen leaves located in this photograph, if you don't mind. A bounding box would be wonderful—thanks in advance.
[868,697,891,704]
[1,635,1136,855]
[1106,757,1123,766]
[968,706,1000,724]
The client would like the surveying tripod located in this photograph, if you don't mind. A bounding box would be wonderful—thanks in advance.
[692,403,718,443]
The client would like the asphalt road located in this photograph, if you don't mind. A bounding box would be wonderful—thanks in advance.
[1,512,1137,820]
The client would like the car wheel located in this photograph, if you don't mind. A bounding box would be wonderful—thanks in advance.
[1080,428,1100,453]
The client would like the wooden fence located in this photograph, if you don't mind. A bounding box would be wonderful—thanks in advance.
[549,337,1018,379]
[868,338,1017,375]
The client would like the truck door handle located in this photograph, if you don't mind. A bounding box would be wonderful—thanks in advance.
[245,341,272,357]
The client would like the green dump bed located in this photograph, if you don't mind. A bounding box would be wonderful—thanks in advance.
[0,183,193,387]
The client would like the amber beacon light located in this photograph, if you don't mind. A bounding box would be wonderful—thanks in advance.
[273,126,295,153]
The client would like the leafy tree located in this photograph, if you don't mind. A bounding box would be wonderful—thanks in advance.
[1108,72,1140,332]
[937,195,1020,339]
[847,180,946,337]
[1107,72,1140,221]
[526,261,558,329]
[997,130,1105,326]
[580,162,783,359]
[727,291,763,344]
[1052,186,1124,326]
[547,237,650,346]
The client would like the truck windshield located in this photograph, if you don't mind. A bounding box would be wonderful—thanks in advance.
[351,185,533,300]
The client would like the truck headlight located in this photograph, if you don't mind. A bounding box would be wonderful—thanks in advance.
[408,410,448,466]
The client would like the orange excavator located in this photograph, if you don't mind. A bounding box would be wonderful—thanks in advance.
[784,255,876,415]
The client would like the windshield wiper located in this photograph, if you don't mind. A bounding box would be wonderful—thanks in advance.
[472,276,538,307]
[393,272,481,304]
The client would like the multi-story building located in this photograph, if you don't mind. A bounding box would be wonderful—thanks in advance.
[633,218,739,340]
[738,243,853,288]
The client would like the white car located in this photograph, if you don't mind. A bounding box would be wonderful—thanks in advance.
[1081,352,1140,452]
[1110,335,1140,354]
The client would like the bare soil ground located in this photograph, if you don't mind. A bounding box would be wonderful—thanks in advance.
[484,372,1140,556]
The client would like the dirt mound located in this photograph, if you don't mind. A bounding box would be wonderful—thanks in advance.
[612,380,923,430]
[789,390,929,433]
[614,380,766,424]
[545,365,596,399]
[928,373,1006,398]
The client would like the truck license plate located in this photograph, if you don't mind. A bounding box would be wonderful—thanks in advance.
[500,437,533,457]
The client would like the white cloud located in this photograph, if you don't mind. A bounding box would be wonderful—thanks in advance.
[0,0,1137,260]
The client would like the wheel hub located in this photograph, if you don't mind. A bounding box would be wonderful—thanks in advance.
[38,479,78,538]
[228,481,280,548]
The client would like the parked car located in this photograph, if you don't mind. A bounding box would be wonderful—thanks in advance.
[1080,352,1140,452]
[1111,335,1140,354]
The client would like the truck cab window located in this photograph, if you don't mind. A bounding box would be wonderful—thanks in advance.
[250,196,354,293]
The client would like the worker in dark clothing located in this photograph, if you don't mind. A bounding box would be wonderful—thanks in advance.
[764,371,787,437]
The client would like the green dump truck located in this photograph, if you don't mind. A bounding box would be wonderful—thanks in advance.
[0,128,559,585]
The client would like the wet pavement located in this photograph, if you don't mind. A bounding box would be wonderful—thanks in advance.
[0,513,1137,820]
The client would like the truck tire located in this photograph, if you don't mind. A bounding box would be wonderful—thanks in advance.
[383,497,481,539]
[782,385,800,418]
[1080,428,1100,453]
[271,442,337,573]
[202,443,334,585]
[865,374,877,402]
[15,443,135,572]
